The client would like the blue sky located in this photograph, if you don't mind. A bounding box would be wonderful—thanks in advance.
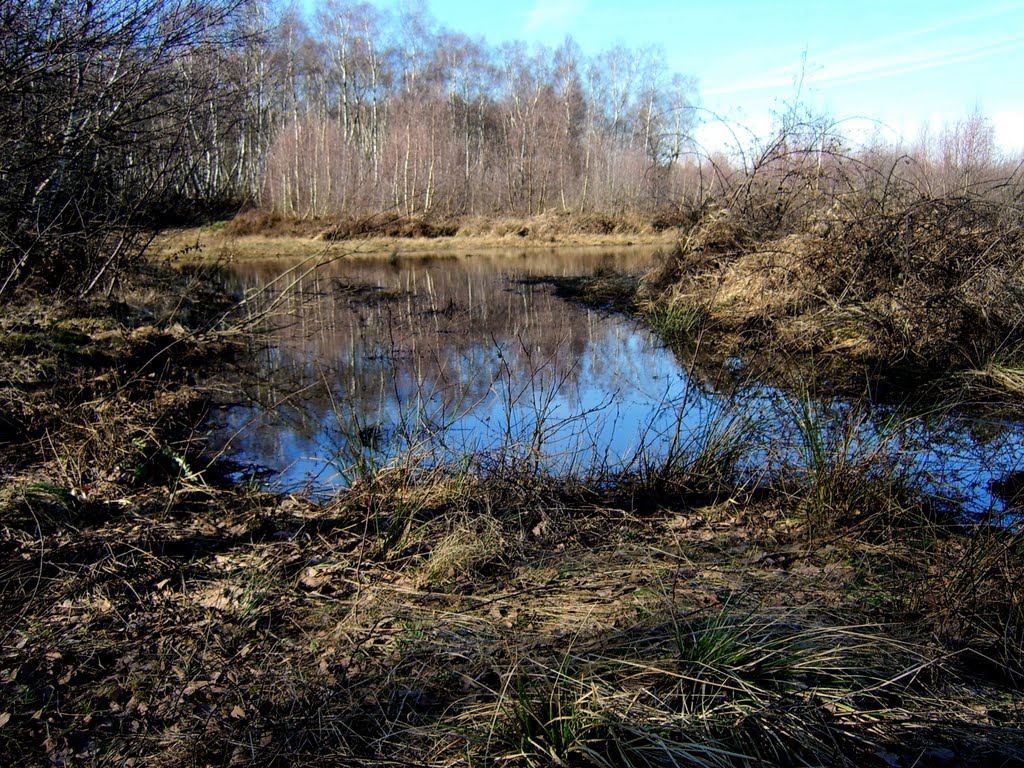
[419,0,1024,151]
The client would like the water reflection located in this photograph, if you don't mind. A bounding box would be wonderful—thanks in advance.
[212,248,1024,517]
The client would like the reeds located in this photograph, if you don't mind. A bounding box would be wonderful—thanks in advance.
[642,299,708,347]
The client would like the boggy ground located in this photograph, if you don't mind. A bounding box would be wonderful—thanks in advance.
[3,260,1024,766]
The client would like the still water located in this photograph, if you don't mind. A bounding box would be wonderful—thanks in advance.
[212,247,1024,519]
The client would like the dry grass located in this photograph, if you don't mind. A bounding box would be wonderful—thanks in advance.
[149,211,680,265]
[960,363,1024,400]
[4,452,1022,766]
[636,193,1024,400]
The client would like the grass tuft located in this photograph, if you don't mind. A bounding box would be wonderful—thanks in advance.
[642,299,708,347]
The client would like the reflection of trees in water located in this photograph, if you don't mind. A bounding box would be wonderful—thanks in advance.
[216,251,1024,512]
[221,250,667,475]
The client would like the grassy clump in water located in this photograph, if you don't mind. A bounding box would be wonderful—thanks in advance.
[642,299,708,346]
[536,268,641,311]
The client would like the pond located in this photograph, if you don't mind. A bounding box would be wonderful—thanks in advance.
[210,246,1024,521]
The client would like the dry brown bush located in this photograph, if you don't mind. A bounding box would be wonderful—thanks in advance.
[223,210,325,238]
[640,119,1024,377]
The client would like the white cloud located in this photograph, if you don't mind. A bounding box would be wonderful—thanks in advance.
[992,110,1024,153]
[524,0,586,35]
[703,32,1024,99]
[818,35,1024,89]
[702,0,1024,103]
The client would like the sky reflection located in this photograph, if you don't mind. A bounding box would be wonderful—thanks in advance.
[211,248,1024,517]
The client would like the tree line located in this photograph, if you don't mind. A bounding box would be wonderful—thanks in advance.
[1,0,701,296]
[205,0,700,220]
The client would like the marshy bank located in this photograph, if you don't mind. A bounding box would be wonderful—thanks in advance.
[628,146,1024,409]
[151,209,685,264]
[5,245,1019,766]
[5,195,1024,766]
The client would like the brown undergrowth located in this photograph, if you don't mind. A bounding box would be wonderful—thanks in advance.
[150,210,681,264]
[3,450,1024,766]
[633,155,1024,402]
[220,208,686,242]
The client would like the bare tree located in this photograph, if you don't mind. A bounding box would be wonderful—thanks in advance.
[0,0,252,297]
[225,1,700,222]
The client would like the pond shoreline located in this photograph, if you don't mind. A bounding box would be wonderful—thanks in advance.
[3,256,1024,766]
[151,219,681,263]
